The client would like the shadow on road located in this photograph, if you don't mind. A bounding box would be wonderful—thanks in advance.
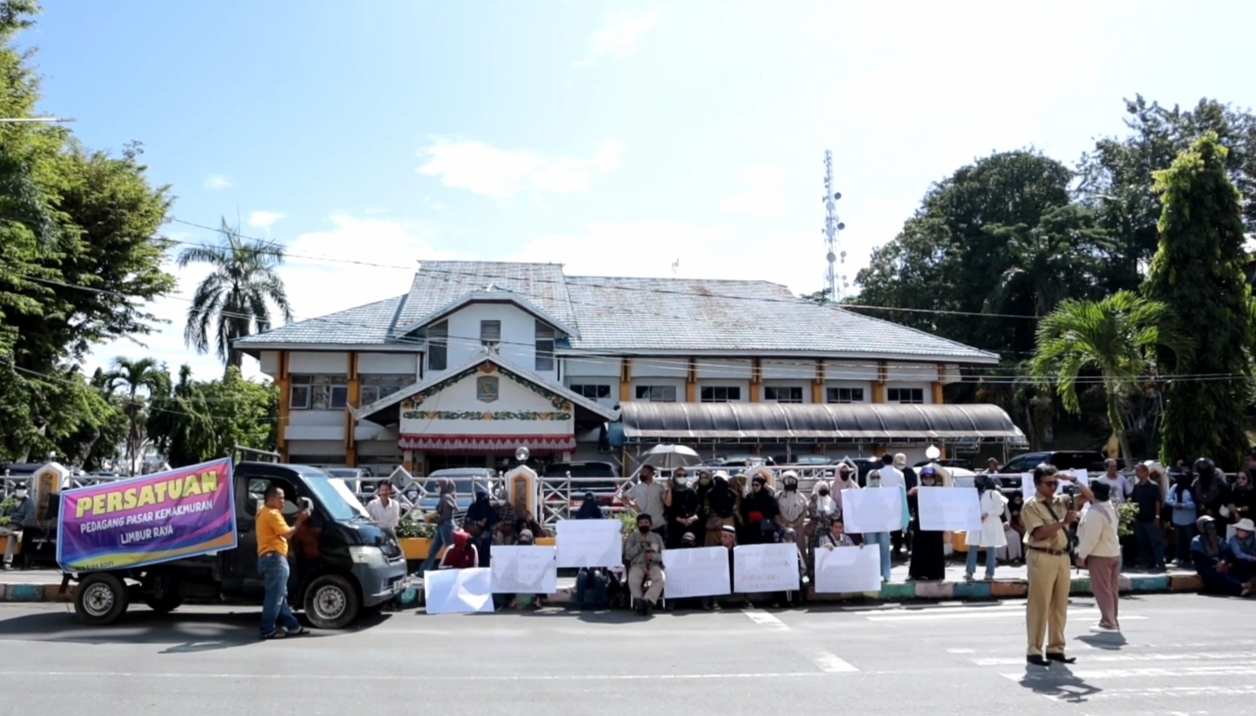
[0,606,393,653]
[1076,630,1127,650]
[1014,664,1102,703]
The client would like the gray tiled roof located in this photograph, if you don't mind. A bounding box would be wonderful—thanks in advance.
[237,262,997,362]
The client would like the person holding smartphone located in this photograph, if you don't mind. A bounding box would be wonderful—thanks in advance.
[257,485,311,640]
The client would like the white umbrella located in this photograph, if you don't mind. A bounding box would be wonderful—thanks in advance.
[639,444,703,470]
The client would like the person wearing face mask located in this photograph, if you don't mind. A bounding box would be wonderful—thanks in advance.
[907,467,946,581]
[2,484,36,571]
[775,471,809,555]
[809,478,841,552]
[742,475,780,544]
[663,468,701,550]
[623,513,666,614]
[625,465,669,541]
[1190,516,1248,597]
[703,472,738,547]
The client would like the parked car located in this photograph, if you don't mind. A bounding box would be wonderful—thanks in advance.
[773,455,836,466]
[997,451,1117,476]
[325,467,372,496]
[912,458,974,471]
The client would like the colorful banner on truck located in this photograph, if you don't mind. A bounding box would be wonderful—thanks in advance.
[57,458,237,572]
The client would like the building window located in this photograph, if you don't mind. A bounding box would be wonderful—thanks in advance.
[480,320,501,349]
[700,386,741,403]
[427,321,448,371]
[887,387,925,404]
[290,375,349,410]
[571,384,612,399]
[764,386,803,403]
[535,322,555,372]
[360,374,412,406]
[826,387,865,404]
[635,385,677,402]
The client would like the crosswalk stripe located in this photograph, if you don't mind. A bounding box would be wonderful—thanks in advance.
[974,651,1256,666]
[1002,665,1256,680]
[743,611,789,629]
[866,608,1148,622]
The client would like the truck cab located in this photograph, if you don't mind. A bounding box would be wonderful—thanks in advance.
[68,462,408,629]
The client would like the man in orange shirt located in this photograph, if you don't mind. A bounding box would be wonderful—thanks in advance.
[258,485,311,640]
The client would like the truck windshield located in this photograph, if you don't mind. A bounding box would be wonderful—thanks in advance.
[298,471,370,521]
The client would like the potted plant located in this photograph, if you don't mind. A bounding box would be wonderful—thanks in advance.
[396,513,437,561]
[1116,502,1139,566]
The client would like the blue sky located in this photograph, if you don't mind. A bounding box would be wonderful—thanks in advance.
[25,0,1256,380]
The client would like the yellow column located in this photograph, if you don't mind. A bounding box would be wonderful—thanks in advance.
[619,358,633,403]
[345,352,359,468]
[686,357,697,403]
[276,351,290,462]
[932,363,945,404]
[872,360,887,403]
[749,358,762,403]
[811,359,825,404]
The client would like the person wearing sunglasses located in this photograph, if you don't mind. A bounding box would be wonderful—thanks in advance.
[1022,464,1093,667]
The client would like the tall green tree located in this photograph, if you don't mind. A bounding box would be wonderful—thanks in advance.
[179,218,294,370]
[1030,292,1190,463]
[148,365,277,467]
[105,356,165,473]
[1144,133,1253,469]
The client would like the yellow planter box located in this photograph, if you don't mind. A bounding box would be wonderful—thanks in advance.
[400,537,442,561]
[535,536,556,546]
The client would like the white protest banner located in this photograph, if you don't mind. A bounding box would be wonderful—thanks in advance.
[662,546,730,599]
[423,568,494,614]
[1071,469,1089,486]
[841,487,903,534]
[1020,473,1035,500]
[733,543,800,593]
[490,546,557,594]
[814,545,882,594]
[917,486,981,532]
[555,519,623,568]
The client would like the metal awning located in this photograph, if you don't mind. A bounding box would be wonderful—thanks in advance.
[618,402,1024,442]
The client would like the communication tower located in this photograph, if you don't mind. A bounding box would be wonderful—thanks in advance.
[822,150,847,302]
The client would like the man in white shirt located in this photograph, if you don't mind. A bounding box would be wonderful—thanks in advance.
[878,454,906,489]
[625,465,669,539]
[1094,459,1133,505]
[366,481,402,537]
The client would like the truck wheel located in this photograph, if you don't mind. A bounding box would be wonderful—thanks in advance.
[303,575,359,629]
[143,573,182,614]
[74,573,129,626]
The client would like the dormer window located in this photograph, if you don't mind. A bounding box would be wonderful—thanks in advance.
[535,321,555,372]
[480,320,501,350]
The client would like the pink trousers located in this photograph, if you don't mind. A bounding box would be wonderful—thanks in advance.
[1087,556,1121,628]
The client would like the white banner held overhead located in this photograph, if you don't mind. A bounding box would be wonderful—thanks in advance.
[662,546,731,599]
[490,546,558,594]
[733,543,800,594]
[555,519,623,568]
[423,568,494,614]
[917,486,981,532]
[1020,470,1087,499]
[842,487,903,534]
[814,545,882,594]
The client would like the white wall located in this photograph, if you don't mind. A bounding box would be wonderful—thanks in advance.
[696,358,752,380]
[632,357,687,379]
[359,352,420,375]
[290,352,349,375]
[260,351,280,376]
[399,365,573,437]
[761,359,815,380]
[564,356,621,378]
[431,303,550,378]
[826,361,878,381]
[886,363,940,383]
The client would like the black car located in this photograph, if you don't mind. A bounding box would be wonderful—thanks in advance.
[998,451,1117,475]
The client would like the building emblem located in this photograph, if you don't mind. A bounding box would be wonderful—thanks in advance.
[476,376,499,403]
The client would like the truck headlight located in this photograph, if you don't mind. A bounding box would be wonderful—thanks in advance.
[349,545,386,566]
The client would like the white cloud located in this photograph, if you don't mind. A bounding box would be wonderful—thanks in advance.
[575,10,661,66]
[417,139,626,198]
[720,165,788,215]
[203,174,232,190]
[247,211,285,230]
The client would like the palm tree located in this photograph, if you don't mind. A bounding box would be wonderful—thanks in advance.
[1029,291,1191,463]
[105,356,166,474]
[179,218,294,370]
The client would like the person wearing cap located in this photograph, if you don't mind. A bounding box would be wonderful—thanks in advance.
[625,465,669,541]
[776,470,809,554]
[702,524,746,611]
[2,483,36,571]
[1022,464,1093,666]
[1229,518,1256,581]
[1191,516,1251,597]
[623,513,666,615]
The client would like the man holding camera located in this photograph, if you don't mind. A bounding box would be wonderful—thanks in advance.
[624,513,666,615]
[257,485,311,640]
[1022,464,1092,666]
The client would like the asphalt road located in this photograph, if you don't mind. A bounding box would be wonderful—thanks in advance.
[0,594,1252,715]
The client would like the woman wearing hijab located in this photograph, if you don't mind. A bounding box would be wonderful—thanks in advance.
[1165,469,1198,567]
[663,468,701,549]
[833,463,861,493]
[1193,458,1230,519]
[1191,516,1249,597]
[704,472,739,547]
[965,473,1009,581]
[572,492,608,610]
[574,491,604,520]
[464,485,499,566]
[809,477,841,548]
[1002,492,1026,564]
[906,466,946,581]
[1077,481,1122,631]
[421,478,459,574]
[742,475,780,544]
[1225,471,1255,534]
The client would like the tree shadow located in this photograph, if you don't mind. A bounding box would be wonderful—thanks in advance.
[1014,664,1103,703]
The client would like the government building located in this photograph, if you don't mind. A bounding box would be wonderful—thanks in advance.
[235,261,1023,476]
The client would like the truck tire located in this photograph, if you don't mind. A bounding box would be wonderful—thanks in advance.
[74,573,129,626]
[143,573,182,614]
[303,574,359,629]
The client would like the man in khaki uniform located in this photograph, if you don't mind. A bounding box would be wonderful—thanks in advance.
[1022,464,1093,666]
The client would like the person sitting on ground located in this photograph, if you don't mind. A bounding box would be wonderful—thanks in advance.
[503,529,544,610]
[1225,471,1255,532]
[818,518,856,550]
[665,531,700,611]
[703,525,747,611]
[2,484,36,571]
[624,513,666,615]
[439,530,479,569]
[1191,516,1252,597]
[771,527,807,609]
[1228,518,1256,583]
[573,492,609,610]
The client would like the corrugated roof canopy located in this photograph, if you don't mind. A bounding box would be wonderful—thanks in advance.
[619,402,1024,441]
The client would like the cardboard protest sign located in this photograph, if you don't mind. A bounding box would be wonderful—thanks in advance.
[555,519,623,568]
[490,546,557,594]
[662,546,730,599]
[814,545,882,594]
[917,486,981,532]
[842,487,903,534]
[733,543,799,593]
[424,568,494,614]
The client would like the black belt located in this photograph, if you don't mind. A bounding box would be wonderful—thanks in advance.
[1027,545,1067,557]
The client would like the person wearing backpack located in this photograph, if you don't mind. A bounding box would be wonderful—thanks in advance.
[1077,481,1122,633]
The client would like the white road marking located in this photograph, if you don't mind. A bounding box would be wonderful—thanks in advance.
[743,611,789,629]
[946,648,975,654]
[868,607,1148,622]
[0,670,825,682]
[1002,665,1256,681]
[973,651,1256,667]
[1048,684,1256,700]
[808,650,859,673]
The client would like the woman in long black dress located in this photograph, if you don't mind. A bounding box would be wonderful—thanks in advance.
[907,465,946,581]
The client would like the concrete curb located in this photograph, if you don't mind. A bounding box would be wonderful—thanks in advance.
[2,573,1204,607]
